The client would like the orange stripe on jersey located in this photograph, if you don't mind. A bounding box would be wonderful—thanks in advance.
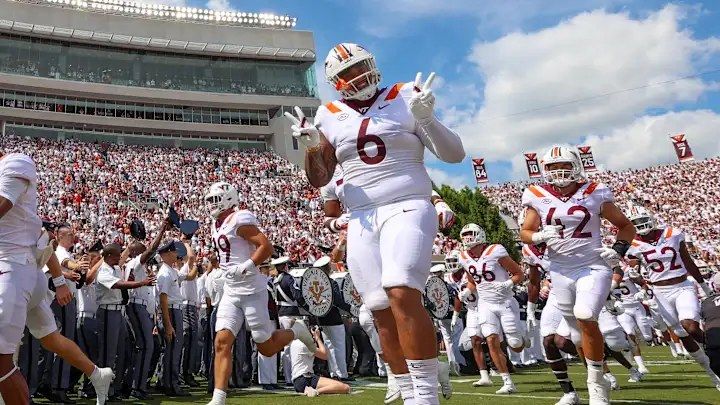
[483,244,498,257]
[325,102,341,114]
[583,182,598,197]
[631,241,640,247]
[335,45,350,60]
[384,83,404,101]
[664,228,673,239]
[528,185,545,198]
[522,246,531,257]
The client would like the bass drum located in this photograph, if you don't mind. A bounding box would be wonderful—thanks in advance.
[425,275,451,319]
[331,272,362,317]
[290,267,333,317]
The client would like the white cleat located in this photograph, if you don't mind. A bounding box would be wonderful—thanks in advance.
[439,362,453,399]
[494,383,516,395]
[489,369,500,377]
[587,379,611,405]
[628,368,645,383]
[603,373,619,390]
[472,377,493,387]
[384,377,401,404]
[304,386,319,397]
[449,360,461,376]
[637,365,649,374]
[291,320,317,353]
[554,391,580,405]
[89,367,115,405]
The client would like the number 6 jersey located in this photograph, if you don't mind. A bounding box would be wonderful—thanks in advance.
[314,82,432,212]
[521,182,614,272]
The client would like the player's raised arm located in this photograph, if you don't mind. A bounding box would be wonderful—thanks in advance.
[284,106,337,188]
[408,72,465,163]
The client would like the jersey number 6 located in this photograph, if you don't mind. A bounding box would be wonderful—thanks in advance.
[357,117,386,165]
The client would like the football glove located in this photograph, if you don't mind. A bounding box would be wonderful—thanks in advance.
[634,290,649,302]
[492,279,515,295]
[226,259,257,280]
[531,225,563,244]
[408,72,436,125]
[283,106,321,149]
[435,200,455,230]
[526,302,538,330]
[451,310,460,332]
[595,247,621,268]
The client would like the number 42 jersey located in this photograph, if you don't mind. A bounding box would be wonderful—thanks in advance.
[521,182,614,272]
[314,82,432,212]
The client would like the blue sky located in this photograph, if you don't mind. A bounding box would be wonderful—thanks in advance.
[176,0,720,187]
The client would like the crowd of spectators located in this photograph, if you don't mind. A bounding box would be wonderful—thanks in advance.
[2,135,331,264]
[481,158,720,265]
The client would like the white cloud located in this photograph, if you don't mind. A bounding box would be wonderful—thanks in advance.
[427,166,471,189]
[449,5,720,175]
[205,0,232,11]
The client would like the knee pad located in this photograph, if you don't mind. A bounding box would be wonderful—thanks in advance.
[363,291,390,312]
[506,334,524,350]
[251,328,272,345]
[573,305,597,321]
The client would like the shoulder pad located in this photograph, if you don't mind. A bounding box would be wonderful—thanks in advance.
[233,210,259,227]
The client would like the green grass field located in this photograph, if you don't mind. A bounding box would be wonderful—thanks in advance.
[33,346,720,404]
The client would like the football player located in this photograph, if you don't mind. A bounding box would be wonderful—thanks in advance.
[625,206,720,389]
[520,145,636,405]
[285,43,465,404]
[611,263,652,374]
[204,182,316,405]
[458,223,525,394]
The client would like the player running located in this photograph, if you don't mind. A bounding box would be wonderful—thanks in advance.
[625,205,720,390]
[285,42,465,404]
[520,145,636,405]
[458,223,525,394]
[204,182,317,405]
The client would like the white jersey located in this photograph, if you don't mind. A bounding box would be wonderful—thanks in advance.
[55,245,77,296]
[314,82,432,211]
[521,243,549,270]
[205,268,225,306]
[210,209,266,296]
[521,182,614,272]
[627,227,688,284]
[126,256,153,304]
[613,270,641,305]
[0,153,42,259]
[458,244,512,303]
[445,270,475,309]
[320,167,346,205]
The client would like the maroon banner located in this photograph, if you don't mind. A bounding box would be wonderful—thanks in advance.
[472,158,489,184]
[670,134,694,162]
[577,146,597,172]
[524,153,541,178]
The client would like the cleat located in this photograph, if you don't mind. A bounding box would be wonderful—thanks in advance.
[89,367,115,405]
[495,383,516,394]
[628,368,645,383]
[291,320,317,353]
[587,379,610,405]
[637,365,649,374]
[472,377,493,387]
[438,362,452,399]
[554,391,580,405]
[384,375,401,404]
[603,373,619,390]
[449,360,461,376]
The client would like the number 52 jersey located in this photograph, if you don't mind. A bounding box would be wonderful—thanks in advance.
[521,182,614,272]
[314,82,432,212]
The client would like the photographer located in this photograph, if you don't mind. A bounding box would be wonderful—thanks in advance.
[701,273,720,377]
[290,325,351,397]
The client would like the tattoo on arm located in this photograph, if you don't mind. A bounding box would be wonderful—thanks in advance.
[305,134,336,188]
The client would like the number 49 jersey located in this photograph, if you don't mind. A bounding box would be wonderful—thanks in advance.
[521,182,614,272]
[211,209,267,296]
[626,227,687,284]
[314,82,432,212]
[459,244,512,303]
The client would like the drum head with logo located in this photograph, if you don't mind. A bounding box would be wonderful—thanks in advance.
[425,275,451,319]
[299,267,333,317]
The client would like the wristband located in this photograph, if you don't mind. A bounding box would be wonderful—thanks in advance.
[612,240,631,258]
[52,275,67,287]
[328,219,342,233]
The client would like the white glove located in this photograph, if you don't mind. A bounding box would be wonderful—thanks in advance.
[526,302,538,330]
[459,288,476,305]
[408,72,436,125]
[434,201,455,230]
[700,282,713,297]
[612,300,626,315]
[225,259,257,280]
[531,225,563,244]
[627,267,641,279]
[283,106,321,149]
[633,290,649,302]
[450,310,460,332]
[595,247,621,268]
[492,279,515,295]
[336,213,351,229]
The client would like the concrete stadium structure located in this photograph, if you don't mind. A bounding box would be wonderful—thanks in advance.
[0,0,321,163]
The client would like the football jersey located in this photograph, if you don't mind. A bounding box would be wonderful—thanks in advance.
[0,153,42,258]
[458,244,512,303]
[320,167,346,205]
[210,209,266,296]
[613,269,641,305]
[521,182,613,271]
[627,227,687,284]
[521,243,550,270]
[445,271,476,309]
[314,82,432,211]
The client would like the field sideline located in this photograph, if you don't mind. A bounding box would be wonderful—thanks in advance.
[32,346,720,404]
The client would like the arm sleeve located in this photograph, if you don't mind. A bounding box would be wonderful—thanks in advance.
[414,119,466,163]
[597,183,615,204]
[0,175,28,205]
[157,272,170,295]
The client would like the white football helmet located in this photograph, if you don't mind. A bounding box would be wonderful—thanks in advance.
[540,145,584,187]
[626,205,656,235]
[205,182,239,218]
[460,223,486,250]
[445,250,462,273]
[325,43,381,101]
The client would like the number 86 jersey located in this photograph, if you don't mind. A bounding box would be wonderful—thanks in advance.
[459,244,512,303]
[314,82,432,212]
[521,182,614,272]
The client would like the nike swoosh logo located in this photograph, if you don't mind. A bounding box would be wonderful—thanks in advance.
[378,104,391,110]
[402,209,417,213]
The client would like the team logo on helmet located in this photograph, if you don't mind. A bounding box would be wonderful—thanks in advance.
[425,275,450,319]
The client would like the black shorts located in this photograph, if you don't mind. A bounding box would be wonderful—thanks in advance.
[293,374,320,393]
[706,327,720,350]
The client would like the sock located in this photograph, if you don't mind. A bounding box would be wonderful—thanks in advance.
[89,366,100,380]
[211,389,227,404]
[406,358,439,405]
[622,351,634,369]
[669,343,677,356]
[587,359,604,384]
[479,369,490,380]
[500,373,512,385]
[634,355,646,370]
[395,373,415,404]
